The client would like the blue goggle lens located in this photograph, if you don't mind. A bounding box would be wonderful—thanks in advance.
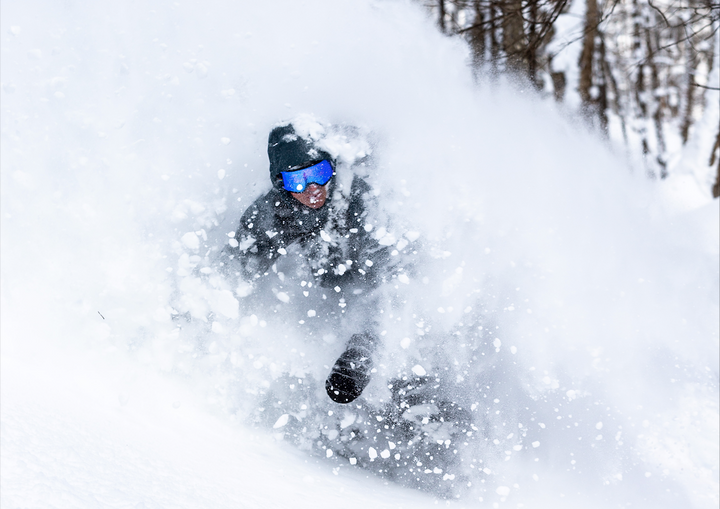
[281,160,334,193]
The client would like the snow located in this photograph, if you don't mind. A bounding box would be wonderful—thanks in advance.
[1,350,434,509]
[2,0,718,508]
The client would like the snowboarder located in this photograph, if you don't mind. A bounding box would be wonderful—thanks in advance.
[227,120,395,404]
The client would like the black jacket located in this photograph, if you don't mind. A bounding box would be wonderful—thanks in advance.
[227,176,392,291]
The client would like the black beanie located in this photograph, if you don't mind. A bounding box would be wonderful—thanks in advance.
[267,124,333,188]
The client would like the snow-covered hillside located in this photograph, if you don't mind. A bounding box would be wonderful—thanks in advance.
[2,0,718,507]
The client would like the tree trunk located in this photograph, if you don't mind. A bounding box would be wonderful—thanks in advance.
[680,41,699,144]
[601,34,627,144]
[647,28,668,178]
[631,0,652,176]
[712,129,720,198]
[469,0,486,72]
[501,0,527,73]
[579,0,598,108]
[490,1,501,74]
[596,33,609,133]
[551,70,567,101]
[527,0,539,87]
[439,0,446,34]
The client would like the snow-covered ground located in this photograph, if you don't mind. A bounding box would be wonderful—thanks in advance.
[2,0,718,508]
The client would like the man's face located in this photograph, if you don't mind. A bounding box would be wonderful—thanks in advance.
[291,182,328,209]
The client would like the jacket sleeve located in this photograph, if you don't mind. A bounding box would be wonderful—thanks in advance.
[230,194,287,279]
[318,178,394,290]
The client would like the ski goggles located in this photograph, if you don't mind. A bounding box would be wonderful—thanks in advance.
[280,159,334,193]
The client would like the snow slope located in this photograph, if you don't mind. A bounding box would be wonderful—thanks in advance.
[2,343,440,508]
[2,0,718,507]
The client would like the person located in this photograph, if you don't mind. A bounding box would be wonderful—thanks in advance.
[226,120,396,404]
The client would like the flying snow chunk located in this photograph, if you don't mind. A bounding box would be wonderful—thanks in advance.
[340,413,356,429]
[276,292,290,303]
[380,449,390,459]
[398,274,410,284]
[400,337,411,349]
[221,137,231,145]
[368,447,378,459]
[320,230,332,242]
[213,290,239,319]
[378,233,396,246]
[496,486,511,496]
[289,113,326,141]
[412,364,427,376]
[236,281,253,298]
[181,232,200,251]
[273,414,289,429]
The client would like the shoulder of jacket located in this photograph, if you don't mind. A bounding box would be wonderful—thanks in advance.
[237,190,276,228]
[351,175,371,195]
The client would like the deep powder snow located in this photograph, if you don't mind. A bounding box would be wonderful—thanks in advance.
[1,0,718,507]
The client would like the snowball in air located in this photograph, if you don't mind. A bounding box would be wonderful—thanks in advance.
[273,414,289,428]
[412,364,426,376]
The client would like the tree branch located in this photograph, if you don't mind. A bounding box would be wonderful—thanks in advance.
[647,0,670,28]
[693,82,720,91]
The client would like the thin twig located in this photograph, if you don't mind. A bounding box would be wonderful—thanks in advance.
[546,0,619,60]
[648,0,671,28]
[693,82,720,91]
[627,19,717,69]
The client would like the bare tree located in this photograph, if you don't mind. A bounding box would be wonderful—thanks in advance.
[422,0,719,196]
